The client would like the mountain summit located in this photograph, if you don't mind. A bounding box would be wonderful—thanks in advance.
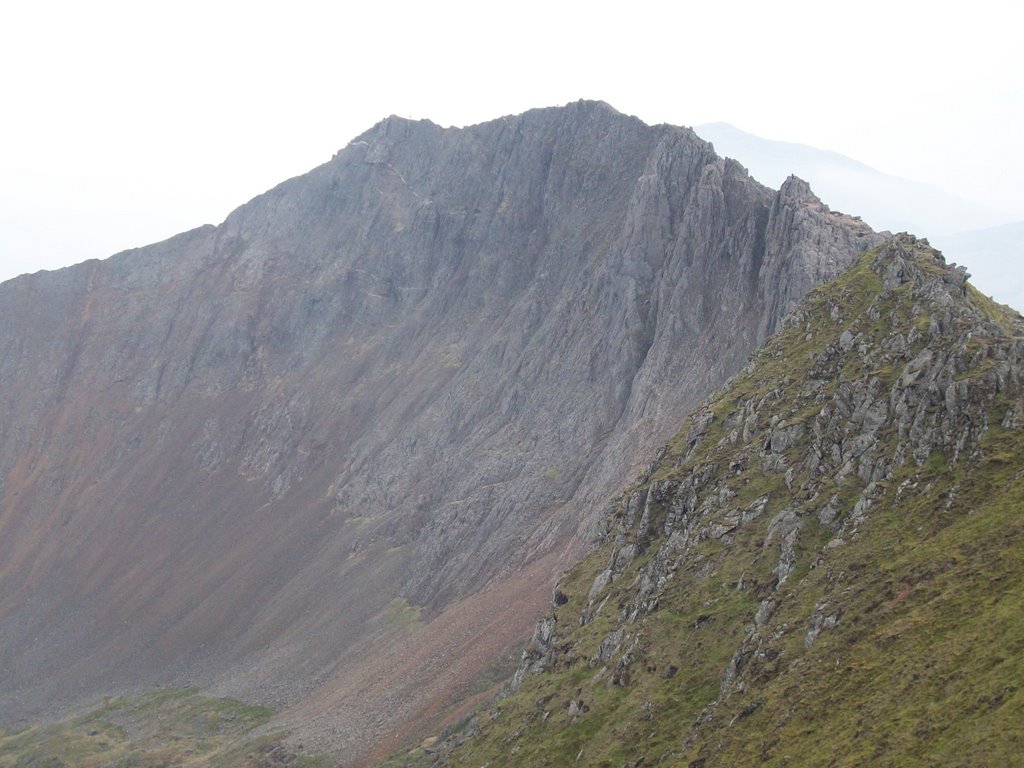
[0,101,879,762]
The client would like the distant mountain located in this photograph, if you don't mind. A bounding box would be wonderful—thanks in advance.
[0,101,880,764]
[414,235,1024,768]
[693,123,1006,237]
[694,123,1022,311]
[930,220,1024,311]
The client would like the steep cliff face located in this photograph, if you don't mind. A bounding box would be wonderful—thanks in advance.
[421,237,1024,767]
[0,101,879,761]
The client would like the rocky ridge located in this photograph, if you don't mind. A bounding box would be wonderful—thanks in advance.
[406,236,1024,767]
[0,101,879,762]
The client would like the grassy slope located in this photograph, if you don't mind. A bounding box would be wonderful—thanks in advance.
[399,240,1024,767]
[7,242,1022,768]
[0,689,327,768]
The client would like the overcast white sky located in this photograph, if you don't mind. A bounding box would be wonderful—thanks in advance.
[1,0,1021,283]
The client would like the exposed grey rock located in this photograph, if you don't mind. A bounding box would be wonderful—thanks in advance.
[505,237,1024,760]
[766,508,803,585]
[901,347,935,387]
[769,422,805,454]
[742,495,770,524]
[754,599,777,629]
[0,102,882,753]
[588,569,614,603]
[595,629,625,664]
[817,495,841,527]
[804,602,841,648]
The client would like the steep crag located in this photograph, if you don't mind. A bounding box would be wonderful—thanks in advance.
[418,237,1024,767]
[0,101,879,762]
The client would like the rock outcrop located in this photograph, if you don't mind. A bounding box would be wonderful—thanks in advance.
[0,101,879,762]
[426,236,1024,767]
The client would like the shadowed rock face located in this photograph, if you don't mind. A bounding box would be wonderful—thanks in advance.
[0,101,880,762]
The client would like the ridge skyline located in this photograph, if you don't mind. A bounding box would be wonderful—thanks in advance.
[0,98,882,763]
[3,98,1019,288]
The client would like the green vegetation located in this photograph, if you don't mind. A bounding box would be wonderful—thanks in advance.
[10,240,1024,768]
[0,689,326,768]
[394,239,1024,766]
[375,596,423,630]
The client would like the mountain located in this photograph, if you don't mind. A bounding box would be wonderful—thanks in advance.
[693,123,1007,237]
[411,236,1024,767]
[0,101,881,763]
[693,123,1024,313]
